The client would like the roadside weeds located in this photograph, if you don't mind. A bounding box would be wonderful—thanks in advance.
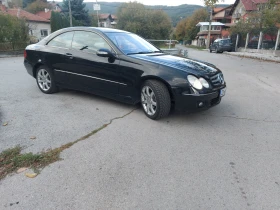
[0,108,137,181]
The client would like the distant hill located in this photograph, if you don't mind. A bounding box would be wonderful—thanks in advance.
[83,2,203,26]
[57,2,230,26]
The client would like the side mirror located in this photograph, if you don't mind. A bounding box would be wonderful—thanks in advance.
[97,48,115,58]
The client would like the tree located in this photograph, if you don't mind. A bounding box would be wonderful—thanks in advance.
[175,8,208,42]
[91,15,98,27]
[25,0,51,14]
[61,0,91,26]
[117,2,172,39]
[50,11,82,32]
[8,0,23,8]
[23,0,36,8]
[202,0,224,48]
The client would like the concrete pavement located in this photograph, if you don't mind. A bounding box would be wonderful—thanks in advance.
[1,50,280,209]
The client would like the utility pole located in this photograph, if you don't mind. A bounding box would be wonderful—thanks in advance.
[207,7,213,49]
[68,0,72,27]
[95,0,100,27]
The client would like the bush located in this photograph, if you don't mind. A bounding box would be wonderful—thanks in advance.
[0,13,29,44]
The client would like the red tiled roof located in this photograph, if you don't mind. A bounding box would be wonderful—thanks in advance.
[36,10,51,20]
[3,8,49,22]
[111,14,117,19]
[98,13,117,20]
[214,7,224,13]
[241,0,268,11]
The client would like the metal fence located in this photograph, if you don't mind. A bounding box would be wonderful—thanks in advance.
[0,42,28,52]
[233,29,280,56]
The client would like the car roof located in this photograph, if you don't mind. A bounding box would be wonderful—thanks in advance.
[63,27,128,34]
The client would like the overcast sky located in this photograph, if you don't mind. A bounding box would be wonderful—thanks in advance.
[87,0,236,6]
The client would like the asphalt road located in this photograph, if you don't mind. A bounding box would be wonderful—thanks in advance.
[0,49,280,210]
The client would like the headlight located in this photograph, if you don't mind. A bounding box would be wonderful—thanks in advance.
[187,75,202,90]
[199,78,210,88]
[187,75,210,90]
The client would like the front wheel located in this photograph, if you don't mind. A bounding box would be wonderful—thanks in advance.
[36,66,58,94]
[141,80,171,120]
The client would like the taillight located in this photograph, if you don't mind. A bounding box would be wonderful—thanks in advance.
[24,50,27,58]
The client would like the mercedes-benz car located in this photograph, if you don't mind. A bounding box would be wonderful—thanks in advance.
[24,27,226,120]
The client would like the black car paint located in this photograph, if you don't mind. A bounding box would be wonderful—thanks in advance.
[24,27,226,111]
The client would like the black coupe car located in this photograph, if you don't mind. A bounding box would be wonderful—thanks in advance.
[24,27,226,120]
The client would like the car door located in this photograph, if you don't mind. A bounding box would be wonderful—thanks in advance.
[43,31,75,86]
[65,30,122,96]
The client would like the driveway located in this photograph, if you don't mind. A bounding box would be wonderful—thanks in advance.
[0,50,280,210]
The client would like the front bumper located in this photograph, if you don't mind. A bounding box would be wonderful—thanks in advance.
[173,87,226,112]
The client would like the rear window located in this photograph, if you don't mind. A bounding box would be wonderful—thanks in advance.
[220,39,231,45]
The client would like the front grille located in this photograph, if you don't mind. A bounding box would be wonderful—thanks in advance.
[210,73,224,87]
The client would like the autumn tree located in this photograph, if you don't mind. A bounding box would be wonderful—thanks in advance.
[175,8,208,42]
[117,2,172,39]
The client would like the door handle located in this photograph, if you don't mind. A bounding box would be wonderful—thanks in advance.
[65,53,73,59]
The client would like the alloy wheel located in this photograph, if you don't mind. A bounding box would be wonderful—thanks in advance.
[141,86,157,116]
[37,69,51,91]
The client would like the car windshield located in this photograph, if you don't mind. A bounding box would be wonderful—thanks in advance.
[105,32,160,55]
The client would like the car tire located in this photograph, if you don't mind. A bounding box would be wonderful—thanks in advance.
[141,80,171,120]
[36,66,58,94]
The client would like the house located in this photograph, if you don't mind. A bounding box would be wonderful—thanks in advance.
[97,14,117,28]
[195,22,226,46]
[36,4,61,20]
[212,5,234,39]
[213,5,234,26]
[0,2,50,41]
[229,0,269,24]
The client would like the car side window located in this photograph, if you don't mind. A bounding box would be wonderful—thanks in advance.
[71,31,111,54]
[47,32,74,48]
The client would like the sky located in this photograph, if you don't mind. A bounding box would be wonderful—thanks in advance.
[87,0,236,6]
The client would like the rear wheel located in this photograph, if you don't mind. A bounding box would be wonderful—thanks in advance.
[215,47,218,53]
[141,80,171,120]
[36,66,58,94]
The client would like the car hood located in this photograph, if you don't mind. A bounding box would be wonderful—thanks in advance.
[129,53,219,75]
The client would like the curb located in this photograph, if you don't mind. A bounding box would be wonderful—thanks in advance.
[224,52,280,63]
[0,50,24,58]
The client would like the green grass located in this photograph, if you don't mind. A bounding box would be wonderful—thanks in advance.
[0,145,62,180]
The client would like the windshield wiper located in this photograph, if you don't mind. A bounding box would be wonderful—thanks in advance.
[80,46,88,51]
